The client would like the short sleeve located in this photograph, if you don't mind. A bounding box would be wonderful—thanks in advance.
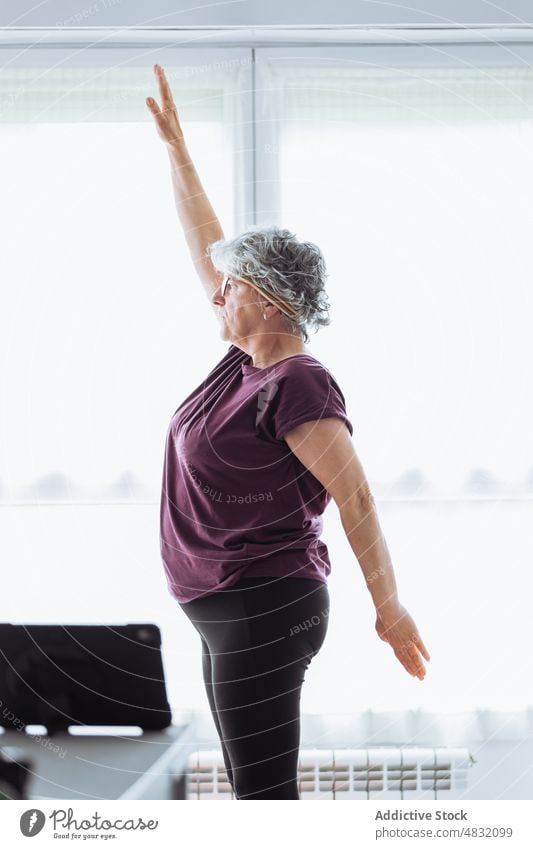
[271,360,354,441]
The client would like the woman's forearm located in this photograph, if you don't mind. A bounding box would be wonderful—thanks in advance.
[339,498,400,620]
[165,139,225,284]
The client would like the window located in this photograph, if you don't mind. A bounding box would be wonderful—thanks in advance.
[1,34,532,715]
[255,49,533,713]
[0,57,244,496]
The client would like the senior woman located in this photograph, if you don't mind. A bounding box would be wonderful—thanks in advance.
[147,64,430,801]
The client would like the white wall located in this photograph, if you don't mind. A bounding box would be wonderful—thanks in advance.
[1,0,532,28]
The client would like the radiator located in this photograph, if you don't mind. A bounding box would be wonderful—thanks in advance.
[179,746,473,799]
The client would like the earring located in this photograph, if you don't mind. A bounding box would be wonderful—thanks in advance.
[263,314,268,320]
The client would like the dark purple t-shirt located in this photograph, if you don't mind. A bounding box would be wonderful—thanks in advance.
[159,343,353,603]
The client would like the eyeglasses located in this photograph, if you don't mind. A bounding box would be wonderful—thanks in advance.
[220,274,298,319]
[220,274,232,299]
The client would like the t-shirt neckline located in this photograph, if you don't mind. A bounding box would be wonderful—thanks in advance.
[241,353,314,375]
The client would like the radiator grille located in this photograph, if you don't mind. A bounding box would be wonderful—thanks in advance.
[181,746,472,799]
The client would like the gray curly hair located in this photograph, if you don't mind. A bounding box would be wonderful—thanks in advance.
[206,224,332,344]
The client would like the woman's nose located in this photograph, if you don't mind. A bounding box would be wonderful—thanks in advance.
[212,286,225,306]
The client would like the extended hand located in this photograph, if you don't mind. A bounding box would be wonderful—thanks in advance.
[375,603,430,680]
[145,64,184,146]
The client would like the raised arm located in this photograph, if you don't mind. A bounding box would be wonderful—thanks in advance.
[145,63,224,309]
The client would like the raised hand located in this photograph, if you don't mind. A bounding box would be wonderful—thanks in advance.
[145,63,184,147]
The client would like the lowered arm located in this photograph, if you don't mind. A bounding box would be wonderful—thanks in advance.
[283,418,400,618]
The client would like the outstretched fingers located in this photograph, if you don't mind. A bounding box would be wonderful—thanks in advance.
[394,630,429,678]
[154,63,175,108]
[413,632,431,662]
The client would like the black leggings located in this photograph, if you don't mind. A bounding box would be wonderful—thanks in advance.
[179,575,329,800]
